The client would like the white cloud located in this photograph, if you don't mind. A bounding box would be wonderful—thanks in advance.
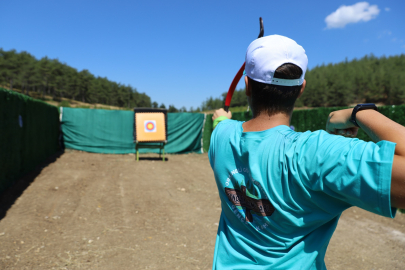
[385,7,390,11]
[325,2,380,29]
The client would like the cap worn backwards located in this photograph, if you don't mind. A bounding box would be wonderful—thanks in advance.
[245,35,308,86]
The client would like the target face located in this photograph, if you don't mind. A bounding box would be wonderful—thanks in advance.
[144,120,156,132]
[135,112,166,142]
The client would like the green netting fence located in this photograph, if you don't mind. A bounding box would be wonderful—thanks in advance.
[202,105,405,152]
[61,108,205,154]
[0,87,60,194]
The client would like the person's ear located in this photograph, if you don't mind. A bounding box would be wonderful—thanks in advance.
[245,76,251,97]
[297,79,306,98]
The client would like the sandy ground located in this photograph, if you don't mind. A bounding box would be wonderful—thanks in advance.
[0,151,404,269]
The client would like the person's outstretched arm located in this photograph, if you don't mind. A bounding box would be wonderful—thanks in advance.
[326,108,405,209]
[212,108,232,129]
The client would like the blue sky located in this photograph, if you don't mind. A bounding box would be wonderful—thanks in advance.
[1,0,404,110]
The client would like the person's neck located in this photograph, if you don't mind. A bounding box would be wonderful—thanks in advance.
[242,111,291,132]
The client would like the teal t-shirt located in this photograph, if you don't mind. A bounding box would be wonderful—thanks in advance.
[208,120,396,270]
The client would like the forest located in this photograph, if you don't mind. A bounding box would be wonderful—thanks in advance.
[0,49,154,109]
[200,54,405,111]
[2,49,404,112]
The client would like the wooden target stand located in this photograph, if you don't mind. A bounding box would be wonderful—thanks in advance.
[133,108,168,161]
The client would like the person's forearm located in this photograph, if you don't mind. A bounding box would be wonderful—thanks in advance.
[212,108,232,129]
[326,108,405,208]
[356,110,405,156]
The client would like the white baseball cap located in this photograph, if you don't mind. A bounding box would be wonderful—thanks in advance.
[245,35,308,86]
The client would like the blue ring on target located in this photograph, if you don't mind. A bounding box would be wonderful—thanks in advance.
[144,120,156,132]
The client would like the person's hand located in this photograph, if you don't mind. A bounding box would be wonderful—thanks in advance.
[325,108,359,138]
[212,108,232,121]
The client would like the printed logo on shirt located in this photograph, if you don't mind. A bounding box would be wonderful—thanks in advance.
[224,167,275,228]
[225,185,275,222]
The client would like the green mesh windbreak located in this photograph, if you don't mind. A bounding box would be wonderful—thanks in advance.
[61,108,205,154]
[202,105,405,152]
[0,88,59,194]
[202,114,213,153]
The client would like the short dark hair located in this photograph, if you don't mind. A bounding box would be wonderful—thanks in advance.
[249,63,303,117]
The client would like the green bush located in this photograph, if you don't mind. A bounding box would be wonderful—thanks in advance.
[59,100,71,107]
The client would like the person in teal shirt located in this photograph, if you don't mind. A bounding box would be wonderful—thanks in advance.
[209,35,405,269]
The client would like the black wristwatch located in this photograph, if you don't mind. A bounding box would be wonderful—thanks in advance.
[350,103,378,127]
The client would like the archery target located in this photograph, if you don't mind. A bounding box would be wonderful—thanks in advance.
[144,120,156,132]
[135,112,166,142]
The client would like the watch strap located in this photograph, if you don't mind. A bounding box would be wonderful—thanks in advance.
[350,103,378,127]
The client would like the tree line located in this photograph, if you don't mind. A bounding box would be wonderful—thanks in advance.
[0,48,184,111]
[2,49,404,112]
[199,54,405,110]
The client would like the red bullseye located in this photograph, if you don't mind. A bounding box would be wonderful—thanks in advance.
[146,122,155,131]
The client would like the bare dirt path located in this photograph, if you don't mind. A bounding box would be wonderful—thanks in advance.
[0,151,404,269]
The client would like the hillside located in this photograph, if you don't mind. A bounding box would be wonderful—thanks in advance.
[0,49,152,109]
[3,86,129,110]
[199,54,405,111]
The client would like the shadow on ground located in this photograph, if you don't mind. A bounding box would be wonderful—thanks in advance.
[137,157,169,161]
[0,150,64,221]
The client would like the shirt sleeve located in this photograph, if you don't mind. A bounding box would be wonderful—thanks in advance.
[294,130,396,218]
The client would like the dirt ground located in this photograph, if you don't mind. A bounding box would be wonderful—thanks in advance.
[0,151,404,270]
